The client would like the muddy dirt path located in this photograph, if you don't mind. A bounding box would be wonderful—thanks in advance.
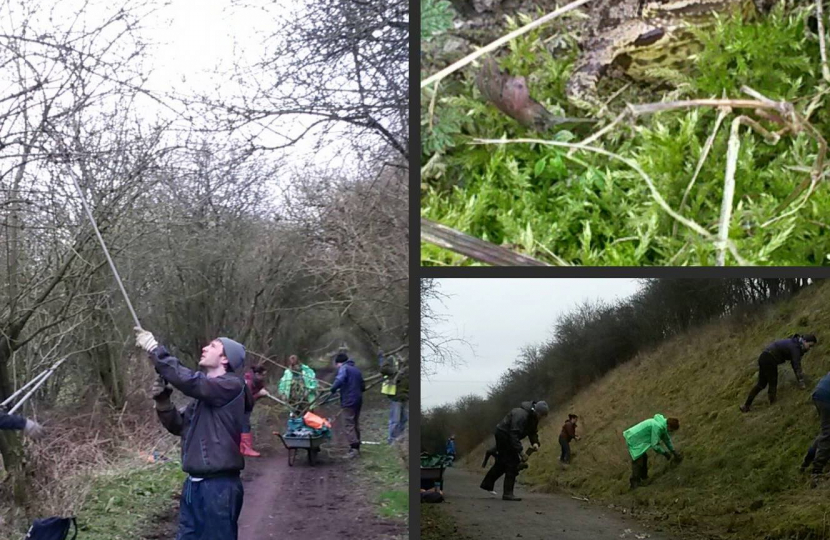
[439,467,679,540]
[237,368,404,540]
[142,368,405,539]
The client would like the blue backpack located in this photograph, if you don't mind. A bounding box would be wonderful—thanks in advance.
[24,517,77,540]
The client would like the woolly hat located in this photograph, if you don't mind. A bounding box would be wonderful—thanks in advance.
[217,337,245,372]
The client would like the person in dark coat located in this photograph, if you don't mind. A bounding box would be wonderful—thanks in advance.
[0,412,43,437]
[329,352,365,458]
[480,400,549,501]
[801,369,830,486]
[135,328,254,540]
[559,414,580,464]
[740,334,817,413]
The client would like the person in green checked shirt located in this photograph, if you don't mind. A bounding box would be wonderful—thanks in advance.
[278,354,318,411]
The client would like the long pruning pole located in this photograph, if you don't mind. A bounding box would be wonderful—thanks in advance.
[66,170,164,384]
[0,369,50,408]
[8,356,70,414]
[68,173,141,329]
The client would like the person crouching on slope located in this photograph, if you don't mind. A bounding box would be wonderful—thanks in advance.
[624,414,681,490]
[480,400,549,501]
[802,369,830,487]
[740,334,817,413]
[135,328,254,540]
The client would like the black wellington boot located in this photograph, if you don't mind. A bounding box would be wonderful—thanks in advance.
[502,474,522,501]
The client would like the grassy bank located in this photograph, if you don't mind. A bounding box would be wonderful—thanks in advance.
[486,281,830,539]
[76,459,185,540]
[353,394,409,521]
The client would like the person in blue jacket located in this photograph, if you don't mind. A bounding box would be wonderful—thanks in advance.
[740,334,817,413]
[329,352,365,458]
[802,369,830,487]
[446,435,456,465]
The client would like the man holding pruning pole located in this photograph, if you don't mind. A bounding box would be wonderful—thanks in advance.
[135,327,253,540]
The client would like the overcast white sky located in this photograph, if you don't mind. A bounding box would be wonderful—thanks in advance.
[421,279,643,410]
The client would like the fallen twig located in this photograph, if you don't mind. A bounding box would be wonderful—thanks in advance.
[718,115,780,265]
[421,0,593,89]
[674,105,729,237]
[421,217,551,266]
[717,117,743,266]
[570,110,627,154]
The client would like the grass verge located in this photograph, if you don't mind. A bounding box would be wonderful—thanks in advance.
[354,395,409,521]
[76,459,185,540]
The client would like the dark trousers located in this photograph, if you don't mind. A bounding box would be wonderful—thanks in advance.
[241,410,252,434]
[481,430,520,496]
[177,475,243,540]
[743,352,779,409]
[342,405,362,449]
[630,453,648,487]
[559,435,571,463]
[811,398,830,474]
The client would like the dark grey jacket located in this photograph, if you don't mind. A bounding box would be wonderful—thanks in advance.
[496,401,540,454]
[152,346,254,477]
[0,412,26,431]
[764,337,807,384]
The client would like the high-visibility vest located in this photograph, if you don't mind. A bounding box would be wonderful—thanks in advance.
[381,356,398,396]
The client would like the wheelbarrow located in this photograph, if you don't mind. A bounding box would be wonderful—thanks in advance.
[420,465,445,490]
[275,431,326,466]
[420,453,449,490]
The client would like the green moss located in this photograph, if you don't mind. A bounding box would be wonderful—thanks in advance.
[421,6,830,265]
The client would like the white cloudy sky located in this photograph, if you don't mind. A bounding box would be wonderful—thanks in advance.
[421,279,643,410]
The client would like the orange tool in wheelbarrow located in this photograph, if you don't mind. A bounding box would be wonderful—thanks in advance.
[274,412,333,466]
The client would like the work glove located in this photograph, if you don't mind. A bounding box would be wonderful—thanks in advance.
[134,327,159,353]
[673,451,684,464]
[531,442,540,450]
[151,379,173,412]
[152,378,173,401]
[23,419,43,439]
[520,451,529,463]
[663,452,672,461]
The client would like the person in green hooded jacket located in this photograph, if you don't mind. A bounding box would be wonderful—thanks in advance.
[278,354,318,411]
[623,414,682,489]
